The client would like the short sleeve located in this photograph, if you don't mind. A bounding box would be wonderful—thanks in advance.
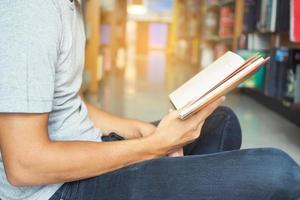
[0,0,61,113]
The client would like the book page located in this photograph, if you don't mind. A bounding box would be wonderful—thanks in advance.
[169,51,245,109]
[179,57,266,119]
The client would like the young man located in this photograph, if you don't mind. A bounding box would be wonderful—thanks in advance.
[0,1,299,200]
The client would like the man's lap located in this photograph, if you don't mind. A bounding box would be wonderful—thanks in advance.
[49,107,300,199]
[49,148,300,200]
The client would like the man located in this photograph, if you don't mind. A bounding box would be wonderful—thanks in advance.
[0,1,299,200]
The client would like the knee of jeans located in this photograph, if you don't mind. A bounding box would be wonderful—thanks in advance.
[210,106,239,125]
[211,106,242,149]
[212,106,238,122]
[259,148,300,195]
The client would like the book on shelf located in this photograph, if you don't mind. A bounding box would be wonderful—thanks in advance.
[264,48,300,102]
[264,48,289,98]
[257,0,277,32]
[247,33,271,51]
[295,65,300,103]
[271,48,290,99]
[219,5,234,38]
[290,49,300,103]
[203,10,219,38]
[243,0,260,33]
[275,0,290,32]
[290,0,300,42]
[244,0,289,33]
[169,51,270,119]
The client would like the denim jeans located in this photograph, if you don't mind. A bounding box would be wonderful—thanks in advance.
[49,107,300,200]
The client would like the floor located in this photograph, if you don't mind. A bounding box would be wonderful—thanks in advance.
[90,51,300,164]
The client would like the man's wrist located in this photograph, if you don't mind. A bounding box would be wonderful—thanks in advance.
[142,133,168,157]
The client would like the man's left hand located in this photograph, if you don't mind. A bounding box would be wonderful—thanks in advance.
[133,120,156,138]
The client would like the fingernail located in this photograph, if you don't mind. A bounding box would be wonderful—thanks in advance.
[221,96,226,101]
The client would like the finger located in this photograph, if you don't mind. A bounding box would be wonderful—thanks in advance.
[190,96,225,123]
[168,109,181,119]
[168,148,184,157]
[201,96,225,117]
[195,121,204,136]
[189,121,204,141]
[183,97,224,131]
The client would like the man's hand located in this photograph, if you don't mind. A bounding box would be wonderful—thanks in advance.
[168,148,184,157]
[134,121,184,157]
[0,113,163,186]
[132,120,156,138]
[152,97,225,155]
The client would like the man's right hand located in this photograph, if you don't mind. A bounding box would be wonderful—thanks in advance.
[152,97,225,155]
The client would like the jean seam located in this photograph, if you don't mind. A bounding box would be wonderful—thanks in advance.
[71,182,80,200]
[60,184,71,200]
[218,113,230,152]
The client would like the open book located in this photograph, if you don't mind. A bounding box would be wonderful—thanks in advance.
[169,51,270,120]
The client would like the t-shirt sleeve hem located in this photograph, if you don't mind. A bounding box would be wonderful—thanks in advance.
[0,99,53,113]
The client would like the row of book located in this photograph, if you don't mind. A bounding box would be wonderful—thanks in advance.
[203,1,235,39]
[243,0,300,42]
[200,0,236,68]
[237,49,300,104]
[265,49,300,103]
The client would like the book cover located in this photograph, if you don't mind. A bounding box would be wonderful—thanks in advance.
[264,48,290,99]
[275,48,290,99]
[247,33,271,51]
[219,6,234,38]
[276,0,290,32]
[257,0,268,32]
[295,65,300,103]
[290,0,300,42]
[257,0,277,32]
[243,0,260,33]
[264,49,277,97]
[289,49,300,102]
[203,10,219,38]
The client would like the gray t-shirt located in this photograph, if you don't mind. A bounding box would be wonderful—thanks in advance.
[0,0,102,199]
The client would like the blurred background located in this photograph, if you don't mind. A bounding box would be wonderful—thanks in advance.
[81,0,300,163]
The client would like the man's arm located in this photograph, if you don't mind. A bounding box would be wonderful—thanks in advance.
[0,98,223,187]
[86,103,155,139]
[0,113,162,186]
[86,103,183,157]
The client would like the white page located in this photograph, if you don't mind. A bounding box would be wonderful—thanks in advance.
[179,58,265,119]
[169,51,245,109]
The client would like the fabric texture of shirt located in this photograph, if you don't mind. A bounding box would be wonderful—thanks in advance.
[0,0,102,199]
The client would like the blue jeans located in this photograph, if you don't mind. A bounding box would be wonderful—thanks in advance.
[49,107,300,200]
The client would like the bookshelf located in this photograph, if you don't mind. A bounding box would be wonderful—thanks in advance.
[100,0,127,70]
[242,88,300,127]
[198,0,244,68]
[170,0,204,64]
[237,0,300,126]
[82,0,127,94]
[83,0,101,94]
[190,0,300,126]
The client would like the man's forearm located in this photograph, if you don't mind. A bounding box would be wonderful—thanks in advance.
[9,136,165,186]
[86,103,141,139]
